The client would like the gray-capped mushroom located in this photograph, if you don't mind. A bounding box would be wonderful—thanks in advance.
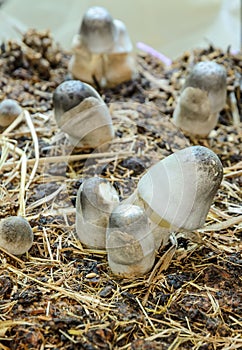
[68,6,136,87]
[173,61,227,136]
[0,99,22,131]
[126,146,223,249]
[79,6,118,53]
[0,216,33,255]
[106,204,155,278]
[53,80,114,148]
[76,177,120,249]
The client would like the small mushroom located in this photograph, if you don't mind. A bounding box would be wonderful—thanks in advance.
[0,99,22,131]
[0,216,33,255]
[53,80,114,148]
[76,177,119,249]
[68,6,136,87]
[126,146,223,249]
[106,204,155,278]
[79,6,118,53]
[173,61,227,136]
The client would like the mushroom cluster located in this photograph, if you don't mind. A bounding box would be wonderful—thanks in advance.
[173,61,227,136]
[53,80,114,148]
[68,6,136,88]
[76,146,223,277]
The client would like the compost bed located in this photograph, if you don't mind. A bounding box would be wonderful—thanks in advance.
[0,29,241,350]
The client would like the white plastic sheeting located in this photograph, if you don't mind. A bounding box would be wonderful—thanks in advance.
[0,0,240,58]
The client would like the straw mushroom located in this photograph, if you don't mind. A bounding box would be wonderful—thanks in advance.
[68,6,136,88]
[106,204,155,278]
[0,99,22,131]
[0,216,33,255]
[53,80,114,148]
[76,177,119,249]
[173,61,227,136]
[126,146,223,249]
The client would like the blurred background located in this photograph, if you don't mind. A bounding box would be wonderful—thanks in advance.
[0,0,240,58]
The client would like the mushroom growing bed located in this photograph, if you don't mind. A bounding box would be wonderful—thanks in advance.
[0,29,241,349]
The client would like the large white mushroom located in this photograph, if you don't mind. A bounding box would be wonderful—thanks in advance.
[53,80,114,148]
[0,216,33,255]
[173,61,227,136]
[76,177,120,249]
[106,204,155,278]
[68,6,136,88]
[126,146,223,249]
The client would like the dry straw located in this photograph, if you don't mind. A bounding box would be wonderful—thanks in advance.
[0,30,241,349]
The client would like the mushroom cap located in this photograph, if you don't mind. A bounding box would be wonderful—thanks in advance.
[184,61,227,92]
[80,6,117,53]
[81,177,120,222]
[0,216,33,255]
[53,80,114,148]
[0,99,22,127]
[109,204,150,238]
[53,80,100,123]
[137,146,223,231]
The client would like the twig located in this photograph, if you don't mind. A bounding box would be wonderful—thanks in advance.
[136,296,157,333]
[229,91,241,125]
[24,109,40,190]
[1,150,134,170]
[199,215,242,232]
[1,111,24,136]
[26,184,66,211]
[0,138,27,216]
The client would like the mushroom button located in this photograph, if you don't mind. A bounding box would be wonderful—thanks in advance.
[53,80,114,148]
[106,204,155,278]
[0,216,33,255]
[0,99,22,130]
[76,177,119,249]
[173,61,227,136]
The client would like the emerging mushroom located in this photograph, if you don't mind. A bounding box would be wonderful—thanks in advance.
[173,61,227,136]
[126,146,223,249]
[76,177,119,249]
[0,99,22,131]
[106,204,155,278]
[53,80,114,148]
[0,216,33,255]
[68,6,136,88]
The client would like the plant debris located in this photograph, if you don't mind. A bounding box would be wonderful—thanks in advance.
[0,29,241,349]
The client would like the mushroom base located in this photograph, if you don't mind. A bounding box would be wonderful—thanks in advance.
[107,250,155,278]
